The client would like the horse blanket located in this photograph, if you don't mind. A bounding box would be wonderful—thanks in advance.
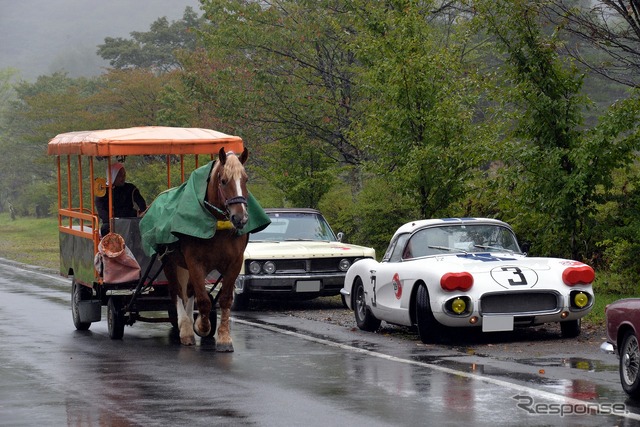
[139,161,270,256]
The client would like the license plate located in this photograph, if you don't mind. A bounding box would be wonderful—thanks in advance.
[296,280,321,292]
[482,315,514,332]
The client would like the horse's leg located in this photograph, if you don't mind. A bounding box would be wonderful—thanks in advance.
[173,266,196,345]
[215,273,236,352]
[186,264,212,339]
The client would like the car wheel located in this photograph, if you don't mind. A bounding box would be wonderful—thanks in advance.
[71,280,92,331]
[415,283,443,344]
[231,292,250,311]
[560,319,581,338]
[620,331,640,398]
[354,277,381,332]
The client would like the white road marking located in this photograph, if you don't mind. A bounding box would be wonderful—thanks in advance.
[233,316,640,421]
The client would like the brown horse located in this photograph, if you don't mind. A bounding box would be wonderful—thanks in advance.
[162,147,249,352]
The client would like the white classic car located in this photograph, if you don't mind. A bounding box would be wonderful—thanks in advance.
[340,218,595,343]
[232,208,376,310]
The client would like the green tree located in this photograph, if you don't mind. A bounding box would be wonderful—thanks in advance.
[97,7,204,73]
[349,0,490,219]
[193,0,368,202]
[473,0,640,262]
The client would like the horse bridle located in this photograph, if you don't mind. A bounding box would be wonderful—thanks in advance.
[204,171,247,221]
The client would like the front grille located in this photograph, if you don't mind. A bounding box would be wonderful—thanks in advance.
[247,257,362,274]
[274,259,306,272]
[480,292,559,315]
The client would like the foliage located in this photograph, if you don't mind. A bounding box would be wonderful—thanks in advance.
[97,7,204,73]
[3,1,640,289]
[348,0,493,219]
[261,137,338,208]
[319,175,417,256]
[471,0,640,263]
[195,0,367,200]
[545,0,640,88]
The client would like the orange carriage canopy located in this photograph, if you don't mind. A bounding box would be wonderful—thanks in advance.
[47,126,244,156]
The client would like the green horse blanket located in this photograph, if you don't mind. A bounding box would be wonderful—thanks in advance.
[139,161,271,256]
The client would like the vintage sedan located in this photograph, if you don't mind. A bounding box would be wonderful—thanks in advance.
[232,208,376,310]
[340,217,595,343]
[601,299,640,398]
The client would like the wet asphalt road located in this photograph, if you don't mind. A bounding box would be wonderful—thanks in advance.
[1,258,640,426]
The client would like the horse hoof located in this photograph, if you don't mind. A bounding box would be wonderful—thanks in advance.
[194,317,212,338]
[181,336,196,346]
[216,342,234,352]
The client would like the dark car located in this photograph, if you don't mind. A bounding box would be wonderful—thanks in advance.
[601,298,640,398]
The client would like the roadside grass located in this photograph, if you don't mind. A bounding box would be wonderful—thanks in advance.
[0,213,59,270]
[0,212,624,330]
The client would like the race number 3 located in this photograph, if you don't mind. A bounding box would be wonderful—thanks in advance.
[502,266,527,286]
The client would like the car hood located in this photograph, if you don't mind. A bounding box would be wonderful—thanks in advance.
[244,241,375,259]
[400,253,592,289]
[406,252,574,272]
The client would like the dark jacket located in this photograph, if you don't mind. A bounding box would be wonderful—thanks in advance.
[96,182,146,236]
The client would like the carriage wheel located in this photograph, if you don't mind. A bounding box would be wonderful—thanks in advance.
[168,304,178,329]
[71,280,92,331]
[107,297,125,340]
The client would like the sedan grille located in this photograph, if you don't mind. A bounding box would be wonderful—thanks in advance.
[246,257,363,274]
[480,292,559,315]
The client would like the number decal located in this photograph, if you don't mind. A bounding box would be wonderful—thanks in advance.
[370,274,377,306]
[490,265,538,288]
[503,266,527,286]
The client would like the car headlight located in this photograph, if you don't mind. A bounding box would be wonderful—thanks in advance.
[263,261,276,274]
[339,258,351,272]
[451,298,466,314]
[248,261,261,275]
[573,291,589,309]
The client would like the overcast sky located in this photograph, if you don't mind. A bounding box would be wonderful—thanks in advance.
[0,0,201,81]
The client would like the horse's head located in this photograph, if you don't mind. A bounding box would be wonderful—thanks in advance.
[209,147,249,230]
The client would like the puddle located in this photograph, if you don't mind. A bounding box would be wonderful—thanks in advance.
[514,357,617,373]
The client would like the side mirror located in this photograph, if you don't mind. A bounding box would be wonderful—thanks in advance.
[337,232,344,242]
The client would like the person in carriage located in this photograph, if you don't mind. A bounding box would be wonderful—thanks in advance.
[95,162,147,237]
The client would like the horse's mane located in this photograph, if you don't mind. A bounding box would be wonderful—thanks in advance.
[212,152,246,181]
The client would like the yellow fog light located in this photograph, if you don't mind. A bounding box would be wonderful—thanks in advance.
[451,298,466,315]
[574,292,588,308]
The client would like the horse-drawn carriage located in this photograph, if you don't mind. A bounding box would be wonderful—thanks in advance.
[48,126,268,351]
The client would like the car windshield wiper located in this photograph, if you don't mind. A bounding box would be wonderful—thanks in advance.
[473,244,516,254]
[427,245,464,253]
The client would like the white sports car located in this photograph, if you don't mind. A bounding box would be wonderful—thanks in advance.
[340,218,595,343]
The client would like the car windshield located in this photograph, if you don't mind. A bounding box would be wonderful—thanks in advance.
[400,224,522,260]
[249,212,337,242]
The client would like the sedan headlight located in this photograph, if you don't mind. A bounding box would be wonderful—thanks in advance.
[263,261,276,274]
[249,261,262,275]
[339,258,351,272]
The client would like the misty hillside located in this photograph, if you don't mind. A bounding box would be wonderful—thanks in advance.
[0,0,201,81]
